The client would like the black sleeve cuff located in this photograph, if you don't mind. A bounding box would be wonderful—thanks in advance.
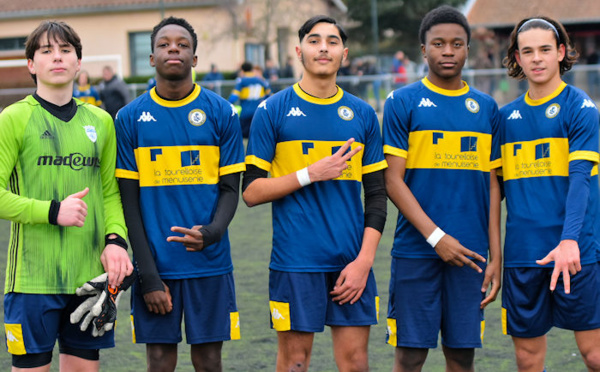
[105,234,128,250]
[49,200,60,225]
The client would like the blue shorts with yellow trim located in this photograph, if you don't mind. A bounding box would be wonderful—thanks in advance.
[268,270,379,332]
[131,273,240,344]
[386,257,485,349]
[4,293,114,355]
[502,263,600,338]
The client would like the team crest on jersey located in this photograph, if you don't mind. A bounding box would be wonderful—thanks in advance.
[338,106,354,121]
[83,126,97,143]
[188,109,207,126]
[545,103,560,118]
[465,98,480,113]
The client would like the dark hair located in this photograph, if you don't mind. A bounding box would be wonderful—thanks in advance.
[24,21,82,83]
[241,61,253,72]
[419,5,471,45]
[151,16,198,53]
[298,15,347,44]
[503,16,578,80]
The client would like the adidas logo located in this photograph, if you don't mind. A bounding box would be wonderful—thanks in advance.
[137,111,156,122]
[581,99,597,109]
[272,308,285,320]
[507,110,522,120]
[418,98,437,107]
[40,130,54,139]
[286,107,306,117]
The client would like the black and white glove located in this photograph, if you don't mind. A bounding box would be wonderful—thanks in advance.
[70,272,137,337]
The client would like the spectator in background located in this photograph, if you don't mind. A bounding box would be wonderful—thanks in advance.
[98,65,130,119]
[73,70,101,106]
[263,59,280,82]
[392,50,408,88]
[280,56,295,79]
[202,63,224,91]
[228,61,271,138]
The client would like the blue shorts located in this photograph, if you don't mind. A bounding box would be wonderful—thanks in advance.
[4,293,114,355]
[502,263,600,338]
[268,270,379,332]
[387,257,485,349]
[131,273,240,344]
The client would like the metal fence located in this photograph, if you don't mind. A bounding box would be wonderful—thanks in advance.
[2,64,600,111]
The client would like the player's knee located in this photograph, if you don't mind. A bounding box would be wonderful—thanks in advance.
[147,344,178,371]
[443,347,474,371]
[395,347,427,371]
[345,351,369,372]
[514,347,542,371]
[191,342,223,372]
[581,348,600,371]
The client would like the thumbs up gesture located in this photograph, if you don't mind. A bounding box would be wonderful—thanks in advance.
[57,188,89,227]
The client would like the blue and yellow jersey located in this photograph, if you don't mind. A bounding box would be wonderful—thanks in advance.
[228,73,271,120]
[115,84,245,279]
[383,77,500,259]
[246,83,387,272]
[73,84,102,107]
[495,82,600,267]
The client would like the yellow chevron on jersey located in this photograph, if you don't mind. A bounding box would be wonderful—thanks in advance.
[270,140,366,181]
[501,137,569,181]
[405,130,492,171]
[134,145,220,187]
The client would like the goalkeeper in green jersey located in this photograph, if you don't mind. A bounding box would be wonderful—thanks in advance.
[0,20,133,371]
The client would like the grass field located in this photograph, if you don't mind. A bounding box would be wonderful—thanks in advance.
[0,201,588,371]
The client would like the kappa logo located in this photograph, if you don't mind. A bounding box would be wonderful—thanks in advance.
[258,100,267,110]
[40,130,54,139]
[137,111,156,122]
[507,110,522,120]
[230,104,238,116]
[581,99,597,109]
[386,91,394,100]
[6,330,18,343]
[272,308,286,320]
[418,98,437,108]
[286,107,306,117]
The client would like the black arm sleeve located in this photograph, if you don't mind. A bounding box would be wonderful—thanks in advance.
[363,170,387,233]
[118,178,164,294]
[198,172,241,247]
[242,164,268,192]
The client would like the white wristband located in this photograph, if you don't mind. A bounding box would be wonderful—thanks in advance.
[296,167,312,187]
[426,227,446,248]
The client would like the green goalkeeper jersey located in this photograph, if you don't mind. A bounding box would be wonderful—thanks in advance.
[0,95,127,294]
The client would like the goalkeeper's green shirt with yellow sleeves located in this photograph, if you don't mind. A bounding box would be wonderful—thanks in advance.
[0,95,127,295]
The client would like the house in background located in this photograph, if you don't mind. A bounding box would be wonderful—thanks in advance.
[0,0,347,89]
[466,0,600,67]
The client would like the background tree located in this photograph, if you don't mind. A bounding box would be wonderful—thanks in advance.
[345,0,468,59]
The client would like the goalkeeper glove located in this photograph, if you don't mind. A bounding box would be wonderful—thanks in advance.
[70,272,137,337]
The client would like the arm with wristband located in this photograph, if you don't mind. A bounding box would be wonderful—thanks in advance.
[243,138,362,207]
[384,154,485,272]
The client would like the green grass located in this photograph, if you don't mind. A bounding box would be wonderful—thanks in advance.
[0,201,587,371]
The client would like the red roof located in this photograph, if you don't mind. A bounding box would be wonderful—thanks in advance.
[467,0,600,28]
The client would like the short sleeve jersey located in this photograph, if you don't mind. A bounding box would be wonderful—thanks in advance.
[73,84,101,106]
[495,82,600,267]
[230,74,271,120]
[115,85,245,279]
[383,77,500,259]
[246,83,387,272]
[0,96,127,294]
